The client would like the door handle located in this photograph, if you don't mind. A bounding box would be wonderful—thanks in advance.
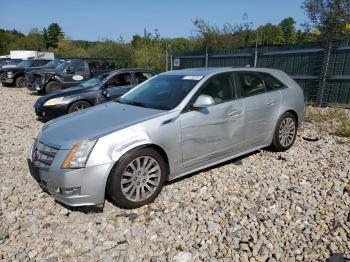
[266,99,275,106]
[228,109,242,117]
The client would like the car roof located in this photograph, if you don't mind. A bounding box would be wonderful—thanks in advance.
[162,67,284,77]
[110,68,158,74]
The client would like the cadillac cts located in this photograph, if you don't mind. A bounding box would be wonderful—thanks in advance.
[28,67,305,209]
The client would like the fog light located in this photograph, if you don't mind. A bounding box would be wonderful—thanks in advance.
[60,187,81,196]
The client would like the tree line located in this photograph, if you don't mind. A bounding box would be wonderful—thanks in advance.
[0,0,349,71]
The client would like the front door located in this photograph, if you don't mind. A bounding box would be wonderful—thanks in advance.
[180,72,245,168]
[63,61,89,87]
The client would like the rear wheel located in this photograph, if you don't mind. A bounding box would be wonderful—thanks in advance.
[15,76,26,88]
[45,81,61,94]
[107,147,166,209]
[270,112,297,152]
[68,101,91,113]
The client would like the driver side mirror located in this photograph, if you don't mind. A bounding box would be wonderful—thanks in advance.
[102,90,110,98]
[193,95,215,108]
[65,66,75,74]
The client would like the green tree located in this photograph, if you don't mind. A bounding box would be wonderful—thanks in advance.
[302,0,350,38]
[279,17,297,43]
[46,23,64,48]
[257,23,284,45]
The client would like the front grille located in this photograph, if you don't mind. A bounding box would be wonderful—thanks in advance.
[0,71,5,80]
[33,141,58,170]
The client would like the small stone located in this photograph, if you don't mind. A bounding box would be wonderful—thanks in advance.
[173,251,192,262]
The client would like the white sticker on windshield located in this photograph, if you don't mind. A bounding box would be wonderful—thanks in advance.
[182,76,203,80]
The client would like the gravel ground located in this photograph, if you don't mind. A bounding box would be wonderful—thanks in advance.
[0,86,349,261]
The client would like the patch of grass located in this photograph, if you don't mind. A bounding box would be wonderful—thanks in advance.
[305,106,350,138]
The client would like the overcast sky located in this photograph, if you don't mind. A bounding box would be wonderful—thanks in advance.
[0,0,307,42]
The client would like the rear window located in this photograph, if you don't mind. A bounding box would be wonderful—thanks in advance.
[260,73,286,91]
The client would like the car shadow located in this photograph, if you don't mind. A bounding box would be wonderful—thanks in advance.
[166,150,260,185]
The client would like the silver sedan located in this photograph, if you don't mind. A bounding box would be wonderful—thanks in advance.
[28,67,305,209]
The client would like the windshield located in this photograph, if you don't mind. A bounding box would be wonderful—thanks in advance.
[17,60,33,68]
[45,60,59,67]
[56,61,71,71]
[80,74,107,88]
[118,74,201,110]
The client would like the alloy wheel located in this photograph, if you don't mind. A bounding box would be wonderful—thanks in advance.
[278,117,296,147]
[121,156,161,202]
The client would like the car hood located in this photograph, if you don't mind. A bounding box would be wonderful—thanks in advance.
[25,66,55,73]
[39,102,166,149]
[0,66,24,72]
[37,85,95,104]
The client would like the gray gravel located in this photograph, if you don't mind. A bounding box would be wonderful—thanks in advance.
[0,87,349,261]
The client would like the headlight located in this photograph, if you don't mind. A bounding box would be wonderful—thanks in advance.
[7,72,13,78]
[44,97,64,106]
[62,139,97,169]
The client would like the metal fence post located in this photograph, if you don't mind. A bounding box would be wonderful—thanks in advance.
[318,39,333,107]
[165,43,168,71]
[170,51,173,71]
[205,46,208,68]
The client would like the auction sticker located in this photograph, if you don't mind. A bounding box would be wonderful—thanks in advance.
[72,75,84,81]
[182,76,203,80]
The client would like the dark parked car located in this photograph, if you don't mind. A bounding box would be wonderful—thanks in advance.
[25,59,67,89]
[0,58,23,68]
[27,59,116,94]
[0,59,52,87]
[34,68,158,122]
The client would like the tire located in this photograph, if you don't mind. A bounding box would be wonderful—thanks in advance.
[45,81,61,94]
[15,76,26,88]
[270,112,298,152]
[106,147,166,209]
[68,101,91,113]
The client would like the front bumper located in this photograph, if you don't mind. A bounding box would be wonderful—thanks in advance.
[34,103,68,122]
[1,77,14,84]
[28,158,114,207]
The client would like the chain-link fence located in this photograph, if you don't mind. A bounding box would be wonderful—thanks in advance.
[168,39,350,107]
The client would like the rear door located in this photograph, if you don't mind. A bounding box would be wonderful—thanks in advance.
[235,71,282,147]
[180,72,245,168]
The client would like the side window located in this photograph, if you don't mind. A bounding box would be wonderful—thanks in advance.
[134,72,154,84]
[107,73,131,87]
[33,60,47,66]
[260,73,286,91]
[237,73,266,97]
[69,61,86,72]
[199,73,235,105]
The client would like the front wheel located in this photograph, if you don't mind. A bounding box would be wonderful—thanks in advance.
[107,147,166,209]
[45,81,61,94]
[15,76,26,88]
[68,101,91,113]
[270,112,297,152]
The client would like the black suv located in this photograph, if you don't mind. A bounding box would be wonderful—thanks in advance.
[27,59,116,93]
[34,68,158,122]
[0,59,51,87]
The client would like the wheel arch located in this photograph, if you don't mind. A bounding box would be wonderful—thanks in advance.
[67,99,93,113]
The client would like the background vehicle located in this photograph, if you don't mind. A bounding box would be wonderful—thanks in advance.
[0,59,52,87]
[34,68,158,122]
[28,59,116,94]
[25,59,67,89]
[28,67,305,209]
[0,59,23,68]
